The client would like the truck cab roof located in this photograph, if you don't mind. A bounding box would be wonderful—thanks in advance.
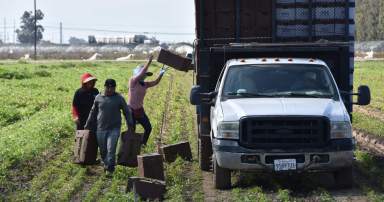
[226,58,328,67]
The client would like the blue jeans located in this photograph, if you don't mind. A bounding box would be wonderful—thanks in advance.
[96,128,120,172]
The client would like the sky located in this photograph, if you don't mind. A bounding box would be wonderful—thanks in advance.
[0,0,196,44]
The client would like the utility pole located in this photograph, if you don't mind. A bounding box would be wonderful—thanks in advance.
[60,22,62,45]
[34,0,37,60]
[3,18,6,44]
[13,19,15,44]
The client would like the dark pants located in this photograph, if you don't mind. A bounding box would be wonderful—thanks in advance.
[133,113,152,145]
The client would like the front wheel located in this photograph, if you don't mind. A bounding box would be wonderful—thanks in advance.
[213,154,231,189]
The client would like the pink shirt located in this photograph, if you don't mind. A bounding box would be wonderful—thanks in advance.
[128,79,147,109]
[128,65,160,109]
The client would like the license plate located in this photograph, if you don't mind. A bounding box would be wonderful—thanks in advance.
[274,159,297,171]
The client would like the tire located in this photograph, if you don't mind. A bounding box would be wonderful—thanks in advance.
[199,136,212,171]
[334,166,354,189]
[213,154,231,189]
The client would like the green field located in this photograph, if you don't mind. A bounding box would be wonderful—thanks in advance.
[353,61,384,137]
[355,61,384,112]
[0,61,202,201]
[0,60,383,201]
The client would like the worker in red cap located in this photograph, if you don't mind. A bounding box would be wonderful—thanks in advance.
[72,73,99,130]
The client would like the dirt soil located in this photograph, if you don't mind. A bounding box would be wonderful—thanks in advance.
[202,171,233,202]
[354,129,384,154]
[355,106,384,122]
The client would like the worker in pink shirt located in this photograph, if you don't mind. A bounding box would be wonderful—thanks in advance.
[128,55,166,146]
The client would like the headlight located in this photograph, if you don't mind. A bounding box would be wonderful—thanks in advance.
[330,121,352,139]
[217,122,239,140]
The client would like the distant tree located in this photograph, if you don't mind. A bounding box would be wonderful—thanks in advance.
[356,0,384,41]
[88,35,97,44]
[379,1,384,39]
[16,10,44,44]
[69,37,87,45]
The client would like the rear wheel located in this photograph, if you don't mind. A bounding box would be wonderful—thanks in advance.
[198,136,212,171]
[334,166,354,189]
[213,154,231,189]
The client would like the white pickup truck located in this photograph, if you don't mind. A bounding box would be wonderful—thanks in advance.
[192,58,371,189]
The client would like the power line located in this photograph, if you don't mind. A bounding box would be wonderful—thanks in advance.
[42,21,193,29]
[44,25,194,36]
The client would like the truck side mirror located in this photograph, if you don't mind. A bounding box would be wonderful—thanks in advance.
[190,85,217,105]
[190,85,201,105]
[356,85,371,106]
[200,91,218,105]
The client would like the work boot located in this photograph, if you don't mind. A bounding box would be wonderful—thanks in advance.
[87,159,101,165]
[105,170,114,178]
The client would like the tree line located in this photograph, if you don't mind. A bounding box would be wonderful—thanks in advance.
[356,0,384,41]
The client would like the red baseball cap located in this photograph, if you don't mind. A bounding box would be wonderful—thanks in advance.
[81,73,97,84]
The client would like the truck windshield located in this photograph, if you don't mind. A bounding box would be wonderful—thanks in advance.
[222,64,338,100]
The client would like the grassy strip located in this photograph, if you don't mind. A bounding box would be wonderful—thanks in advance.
[83,176,107,202]
[354,150,384,200]
[11,138,88,201]
[186,88,204,202]
[163,71,204,201]
[232,186,271,202]
[99,167,136,201]
[0,108,73,193]
[355,150,384,189]
[353,112,384,137]
[355,61,384,112]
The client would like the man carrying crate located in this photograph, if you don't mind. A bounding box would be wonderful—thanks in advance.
[85,79,134,177]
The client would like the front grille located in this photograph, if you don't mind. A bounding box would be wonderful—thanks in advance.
[240,116,330,149]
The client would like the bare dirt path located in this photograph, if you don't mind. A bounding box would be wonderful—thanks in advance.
[355,106,384,122]
[70,165,104,202]
[354,129,384,154]
[202,171,233,202]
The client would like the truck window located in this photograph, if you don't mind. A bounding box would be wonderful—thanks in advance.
[222,64,338,100]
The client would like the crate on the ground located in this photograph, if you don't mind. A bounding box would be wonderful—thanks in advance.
[160,141,193,163]
[127,176,166,200]
[137,153,165,181]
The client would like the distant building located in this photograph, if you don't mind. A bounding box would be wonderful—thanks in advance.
[87,35,158,45]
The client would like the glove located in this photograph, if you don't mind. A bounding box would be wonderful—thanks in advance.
[159,67,167,76]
